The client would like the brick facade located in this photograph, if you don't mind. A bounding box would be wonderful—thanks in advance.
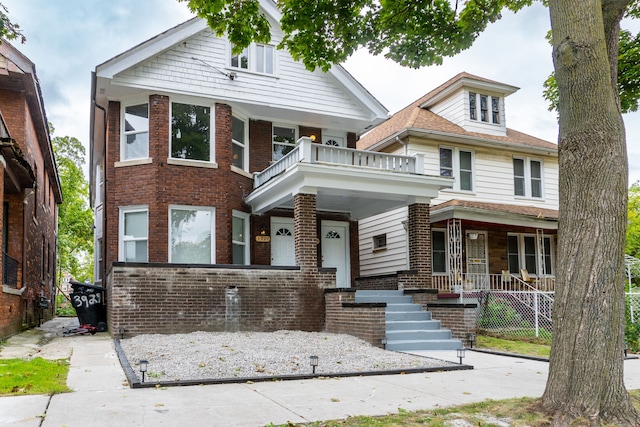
[107,263,334,336]
[324,289,386,348]
[0,64,60,338]
[427,303,478,341]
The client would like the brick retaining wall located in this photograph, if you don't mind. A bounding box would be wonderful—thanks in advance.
[324,289,386,348]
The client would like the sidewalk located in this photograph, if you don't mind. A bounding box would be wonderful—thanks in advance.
[2,319,640,427]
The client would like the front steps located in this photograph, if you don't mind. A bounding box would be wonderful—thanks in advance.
[355,289,462,351]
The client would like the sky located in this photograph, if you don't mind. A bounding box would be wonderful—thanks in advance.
[3,0,640,184]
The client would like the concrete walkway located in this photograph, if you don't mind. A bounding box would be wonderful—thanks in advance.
[2,319,640,427]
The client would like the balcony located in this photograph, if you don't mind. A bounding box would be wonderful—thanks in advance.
[247,138,453,220]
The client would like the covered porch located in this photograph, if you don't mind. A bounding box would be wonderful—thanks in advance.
[430,200,558,294]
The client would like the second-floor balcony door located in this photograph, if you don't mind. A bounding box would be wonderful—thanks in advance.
[466,231,488,287]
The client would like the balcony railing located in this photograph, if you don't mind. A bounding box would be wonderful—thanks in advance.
[254,137,425,188]
[3,252,18,288]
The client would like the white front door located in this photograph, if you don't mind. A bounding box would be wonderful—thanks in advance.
[271,217,295,266]
[321,221,350,288]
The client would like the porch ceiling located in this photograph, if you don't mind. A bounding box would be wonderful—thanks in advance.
[245,162,454,220]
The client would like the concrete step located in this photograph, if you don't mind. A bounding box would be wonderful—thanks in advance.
[355,290,404,296]
[385,319,441,331]
[355,295,413,304]
[386,329,452,341]
[386,310,432,321]
[386,339,463,351]
[384,303,423,312]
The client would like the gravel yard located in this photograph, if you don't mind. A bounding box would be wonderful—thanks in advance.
[119,330,456,383]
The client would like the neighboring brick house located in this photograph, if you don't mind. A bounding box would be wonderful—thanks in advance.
[357,73,559,294]
[90,2,453,337]
[0,41,62,338]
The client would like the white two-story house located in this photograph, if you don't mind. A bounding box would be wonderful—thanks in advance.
[357,73,559,293]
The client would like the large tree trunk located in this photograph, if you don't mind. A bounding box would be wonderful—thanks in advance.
[542,0,639,425]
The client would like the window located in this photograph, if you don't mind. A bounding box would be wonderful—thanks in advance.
[373,234,387,250]
[439,147,474,191]
[119,207,148,262]
[171,102,212,162]
[123,103,149,160]
[170,206,215,264]
[232,115,247,170]
[469,92,500,124]
[513,157,543,198]
[230,43,275,74]
[432,230,447,273]
[273,125,297,161]
[232,211,250,265]
[507,233,554,275]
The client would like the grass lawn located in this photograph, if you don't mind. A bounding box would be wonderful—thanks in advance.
[476,334,551,358]
[0,358,71,396]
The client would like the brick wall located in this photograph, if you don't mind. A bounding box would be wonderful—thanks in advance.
[324,289,386,348]
[403,203,432,289]
[106,263,334,336]
[427,303,478,341]
[354,274,400,290]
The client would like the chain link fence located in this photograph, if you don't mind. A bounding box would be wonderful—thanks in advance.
[476,291,640,347]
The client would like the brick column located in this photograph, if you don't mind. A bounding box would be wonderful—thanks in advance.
[0,156,4,286]
[294,193,317,272]
[405,203,432,287]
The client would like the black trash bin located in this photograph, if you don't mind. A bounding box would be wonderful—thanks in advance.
[69,281,107,332]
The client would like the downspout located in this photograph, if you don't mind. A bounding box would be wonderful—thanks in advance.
[90,71,108,288]
[396,136,408,156]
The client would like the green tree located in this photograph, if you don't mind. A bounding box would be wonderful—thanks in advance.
[181,0,640,423]
[628,182,640,258]
[0,3,24,43]
[53,133,94,283]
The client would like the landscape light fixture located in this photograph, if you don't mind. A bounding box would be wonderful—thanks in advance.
[467,332,476,349]
[139,359,148,382]
[309,355,319,374]
[457,348,466,365]
[118,326,125,340]
[381,337,387,350]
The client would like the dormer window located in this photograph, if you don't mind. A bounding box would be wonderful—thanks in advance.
[230,43,275,75]
[469,92,500,124]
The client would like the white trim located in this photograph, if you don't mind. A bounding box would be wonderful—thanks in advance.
[118,206,149,262]
[232,112,249,172]
[121,101,150,161]
[169,100,216,164]
[232,210,251,265]
[115,158,152,168]
[513,156,545,199]
[168,205,216,264]
[439,145,475,193]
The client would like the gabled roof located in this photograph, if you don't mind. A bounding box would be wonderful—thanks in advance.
[357,72,557,154]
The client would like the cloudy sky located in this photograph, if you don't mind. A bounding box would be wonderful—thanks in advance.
[4,0,640,183]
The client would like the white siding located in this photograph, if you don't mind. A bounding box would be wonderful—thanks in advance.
[429,91,466,126]
[112,28,371,123]
[406,138,559,211]
[358,207,408,276]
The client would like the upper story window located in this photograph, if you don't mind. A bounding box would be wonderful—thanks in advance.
[171,102,213,162]
[232,115,248,171]
[440,147,474,191]
[469,92,500,124]
[123,103,149,160]
[230,43,275,75]
[119,206,148,262]
[513,157,543,198]
[273,125,297,161]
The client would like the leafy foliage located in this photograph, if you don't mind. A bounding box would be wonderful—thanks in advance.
[180,0,534,71]
[53,133,94,283]
[0,3,25,44]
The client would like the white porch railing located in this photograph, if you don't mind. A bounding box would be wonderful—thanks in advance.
[254,137,425,188]
[432,272,556,293]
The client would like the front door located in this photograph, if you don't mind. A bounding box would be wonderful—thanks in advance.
[271,217,295,266]
[321,221,350,288]
[466,231,488,288]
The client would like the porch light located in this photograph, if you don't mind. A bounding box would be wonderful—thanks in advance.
[467,332,476,349]
[456,348,466,365]
[309,134,317,142]
[260,227,266,235]
[139,360,148,382]
[309,355,319,374]
[468,233,479,240]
